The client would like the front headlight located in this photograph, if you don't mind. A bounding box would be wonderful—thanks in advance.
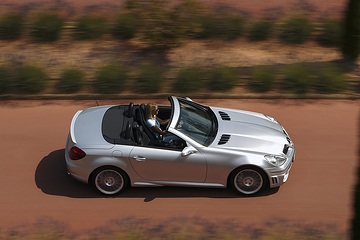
[264,154,287,166]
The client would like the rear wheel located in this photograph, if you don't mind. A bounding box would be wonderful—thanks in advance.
[230,167,267,195]
[91,167,128,195]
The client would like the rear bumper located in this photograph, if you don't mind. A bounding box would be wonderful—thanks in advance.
[66,159,89,184]
[65,134,89,184]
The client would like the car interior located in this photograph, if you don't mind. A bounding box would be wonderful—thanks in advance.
[105,102,184,150]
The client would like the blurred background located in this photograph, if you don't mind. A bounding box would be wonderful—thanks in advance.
[0,0,358,98]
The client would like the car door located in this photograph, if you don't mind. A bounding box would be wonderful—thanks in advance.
[129,144,206,182]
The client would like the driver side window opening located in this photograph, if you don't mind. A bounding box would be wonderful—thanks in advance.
[132,104,185,151]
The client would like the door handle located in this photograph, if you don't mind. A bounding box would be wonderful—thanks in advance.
[133,156,146,162]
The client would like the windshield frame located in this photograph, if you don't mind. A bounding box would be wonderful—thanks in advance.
[169,97,218,147]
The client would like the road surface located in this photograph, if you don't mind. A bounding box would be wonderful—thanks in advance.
[0,99,358,232]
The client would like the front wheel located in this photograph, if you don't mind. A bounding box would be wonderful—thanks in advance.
[91,167,128,195]
[230,167,267,195]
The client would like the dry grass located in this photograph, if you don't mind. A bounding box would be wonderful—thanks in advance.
[0,39,344,79]
[168,39,342,68]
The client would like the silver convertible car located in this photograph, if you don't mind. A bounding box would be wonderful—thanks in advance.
[65,96,295,196]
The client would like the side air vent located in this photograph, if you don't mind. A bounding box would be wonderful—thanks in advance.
[271,176,279,185]
[283,145,290,154]
[218,134,231,145]
[219,111,231,121]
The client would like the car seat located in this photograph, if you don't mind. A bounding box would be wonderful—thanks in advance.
[134,103,160,146]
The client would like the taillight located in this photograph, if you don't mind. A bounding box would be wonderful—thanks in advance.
[69,146,86,160]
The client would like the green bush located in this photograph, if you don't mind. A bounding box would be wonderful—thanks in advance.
[30,13,63,42]
[216,15,245,40]
[125,1,180,50]
[144,16,178,50]
[0,66,11,94]
[249,66,276,92]
[248,19,274,41]
[282,64,312,94]
[170,0,206,38]
[342,0,360,63]
[314,64,346,93]
[134,62,164,93]
[14,65,47,94]
[73,15,107,40]
[207,66,238,91]
[0,13,24,40]
[279,16,313,44]
[93,64,128,94]
[173,68,204,93]
[197,14,244,40]
[316,19,342,47]
[56,68,84,93]
[112,13,138,40]
[196,14,217,39]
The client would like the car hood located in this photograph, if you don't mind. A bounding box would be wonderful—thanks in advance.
[209,107,290,154]
[71,105,112,148]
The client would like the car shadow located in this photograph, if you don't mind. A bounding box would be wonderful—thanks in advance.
[35,149,99,198]
[35,149,279,201]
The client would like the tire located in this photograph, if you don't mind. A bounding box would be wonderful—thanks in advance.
[230,167,267,195]
[91,167,128,195]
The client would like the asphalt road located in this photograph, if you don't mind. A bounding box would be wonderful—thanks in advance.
[0,99,358,231]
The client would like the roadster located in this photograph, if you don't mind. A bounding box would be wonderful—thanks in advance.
[65,96,295,195]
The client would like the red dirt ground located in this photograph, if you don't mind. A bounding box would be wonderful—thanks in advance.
[0,99,358,232]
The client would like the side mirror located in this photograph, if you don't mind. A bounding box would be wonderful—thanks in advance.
[181,146,197,156]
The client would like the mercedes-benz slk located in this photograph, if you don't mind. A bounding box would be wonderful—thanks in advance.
[65,96,295,196]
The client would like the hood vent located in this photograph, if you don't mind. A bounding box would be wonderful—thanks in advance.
[218,134,231,145]
[219,111,231,121]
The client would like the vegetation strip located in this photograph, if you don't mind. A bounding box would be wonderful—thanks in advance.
[0,217,348,240]
[0,0,359,98]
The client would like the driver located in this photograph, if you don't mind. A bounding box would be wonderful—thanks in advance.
[145,103,169,139]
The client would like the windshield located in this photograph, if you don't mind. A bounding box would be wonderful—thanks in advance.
[175,99,217,146]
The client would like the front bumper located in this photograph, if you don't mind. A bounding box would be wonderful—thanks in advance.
[267,149,295,188]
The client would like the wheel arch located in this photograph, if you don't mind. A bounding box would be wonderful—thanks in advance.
[227,164,270,189]
[89,165,131,188]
